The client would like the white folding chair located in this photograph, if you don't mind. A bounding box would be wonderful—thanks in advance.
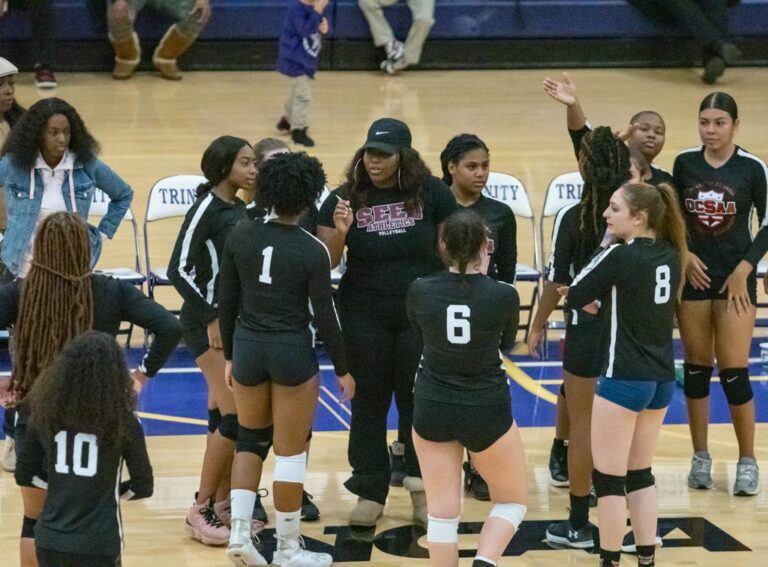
[483,171,540,339]
[143,175,206,300]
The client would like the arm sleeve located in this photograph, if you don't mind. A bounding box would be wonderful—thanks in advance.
[291,7,322,37]
[499,286,521,351]
[119,281,183,377]
[92,160,133,238]
[743,160,768,266]
[547,206,577,284]
[14,423,47,489]
[120,417,153,500]
[0,280,20,328]
[672,155,688,211]
[431,179,459,223]
[308,245,348,375]
[218,235,241,361]
[568,125,591,161]
[167,201,218,323]
[316,187,343,228]
[405,282,421,332]
[567,244,623,309]
[495,210,518,284]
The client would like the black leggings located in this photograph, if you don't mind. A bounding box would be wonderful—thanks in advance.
[36,547,120,567]
[338,286,422,504]
[626,0,729,52]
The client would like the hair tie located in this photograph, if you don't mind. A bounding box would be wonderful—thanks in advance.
[30,261,90,282]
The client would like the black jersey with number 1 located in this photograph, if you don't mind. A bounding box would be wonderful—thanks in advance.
[406,271,520,405]
[567,238,681,381]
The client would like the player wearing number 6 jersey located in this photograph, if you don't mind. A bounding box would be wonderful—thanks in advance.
[406,210,526,567]
[561,181,687,567]
[16,331,153,567]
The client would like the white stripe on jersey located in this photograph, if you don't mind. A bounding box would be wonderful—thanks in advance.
[300,227,333,267]
[607,286,618,377]
[736,148,768,227]
[547,203,578,282]
[677,146,702,156]
[31,475,48,489]
[175,193,214,302]
[570,243,621,287]
[204,239,219,305]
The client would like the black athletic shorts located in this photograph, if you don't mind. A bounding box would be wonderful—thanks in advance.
[232,338,319,387]
[180,306,211,359]
[412,396,513,453]
[681,272,757,304]
[562,312,605,378]
[37,547,120,567]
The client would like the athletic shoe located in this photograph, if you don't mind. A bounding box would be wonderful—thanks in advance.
[548,440,569,487]
[545,520,595,549]
[301,491,320,522]
[717,41,742,64]
[621,530,663,553]
[227,518,268,567]
[384,39,404,62]
[349,497,384,527]
[702,56,726,84]
[273,535,332,567]
[186,501,230,546]
[733,457,760,496]
[291,128,315,147]
[34,65,57,89]
[389,441,406,486]
[253,488,269,524]
[463,461,490,501]
[215,498,232,527]
[276,116,291,134]
[2,436,16,473]
[688,452,713,489]
[589,486,597,508]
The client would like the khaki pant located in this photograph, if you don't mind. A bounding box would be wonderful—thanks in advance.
[283,75,313,130]
[358,0,435,65]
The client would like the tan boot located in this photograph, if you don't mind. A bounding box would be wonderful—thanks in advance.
[152,24,196,80]
[349,497,384,527]
[110,32,141,80]
[403,476,427,527]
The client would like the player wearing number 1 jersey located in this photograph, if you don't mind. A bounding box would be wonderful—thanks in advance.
[407,210,526,567]
[563,181,687,567]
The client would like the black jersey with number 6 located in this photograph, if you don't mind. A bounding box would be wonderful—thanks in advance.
[567,238,680,381]
[406,272,520,405]
[15,416,153,556]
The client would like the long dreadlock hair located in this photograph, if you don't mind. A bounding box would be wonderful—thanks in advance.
[577,126,631,253]
[12,212,93,401]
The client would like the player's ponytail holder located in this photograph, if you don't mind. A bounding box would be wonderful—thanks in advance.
[30,261,90,282]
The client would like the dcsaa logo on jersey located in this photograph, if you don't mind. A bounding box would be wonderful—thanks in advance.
[684,182,737,234]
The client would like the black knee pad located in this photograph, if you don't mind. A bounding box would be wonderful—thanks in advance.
[207,408,221,434]
[683,363,713,399]
[719,367,753,405]
[218,413,239,441]
[626,467,655,493]
[592,469,626,498]
[236,425,273,460]
[21,516,36,539]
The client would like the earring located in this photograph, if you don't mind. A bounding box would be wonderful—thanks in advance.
[397,167,402,190]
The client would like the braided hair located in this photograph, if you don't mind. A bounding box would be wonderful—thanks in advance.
[439,134,490,186]
[440,209,488,290]
[12,213,93,401]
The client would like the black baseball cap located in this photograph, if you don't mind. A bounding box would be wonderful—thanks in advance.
[361,118,412,155]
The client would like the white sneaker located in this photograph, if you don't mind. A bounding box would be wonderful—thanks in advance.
[2,436,16,473]
[227,519,268,567]
[272,535,332,567]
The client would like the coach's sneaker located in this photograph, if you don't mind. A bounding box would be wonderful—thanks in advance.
[545,520,595,549]
[186,501,230,546]
[2,436,16,472]
[301,491,320,522]
[404,475,427,527]
[253,488,269,524]
[548,439,569,487]
[389,441,406,486]
[687,452,713,489]
[463,461,490,501]
[349,497,384,527]
[273,535,332,567]
[215,498,232,527]
[621,530,663,553]
[227,518,268,567]
[733,457,760,496]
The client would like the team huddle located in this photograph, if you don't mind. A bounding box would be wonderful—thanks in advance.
[0,80,766,567]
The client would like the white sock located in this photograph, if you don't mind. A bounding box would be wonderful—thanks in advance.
[475,556,497,566]
[275,508,301,541]
[231,489,256,521]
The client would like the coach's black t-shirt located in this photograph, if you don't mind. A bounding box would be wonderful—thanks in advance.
[407,271,519,405]
[462,195,517,284]
[673,146,768,279]
[317,177,458,296]
[568,238,680,381]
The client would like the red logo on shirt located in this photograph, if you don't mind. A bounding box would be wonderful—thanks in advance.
[356,202,423,234]
[684,182,737,234]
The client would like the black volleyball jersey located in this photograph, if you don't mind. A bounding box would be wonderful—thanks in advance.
[569,125,673,186]
[462,195,517,284]
[317,177,458,296]
[547,203,602,285]
[247,202,319,234]
[673,146,768,278]
[406,271,520,405]
[168,192,248,324]
[568,238,680,381]
[218,219,348,375]
[15,416,153,556]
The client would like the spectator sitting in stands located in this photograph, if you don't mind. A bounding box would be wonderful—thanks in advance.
[0,0,58,88]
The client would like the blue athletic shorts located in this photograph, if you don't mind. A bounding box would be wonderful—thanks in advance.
[596,378,675,412]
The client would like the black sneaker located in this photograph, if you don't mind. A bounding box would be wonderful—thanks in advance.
[291,128,315,147]
[276,116,291,133]
[545,520,595,549]
[301,490,320,522]
[463,461,490,501]
[549,440,569,487]
[252,488,269,524]
[389,441,406,487]
[621,530,662,553]
[702,56,726,84]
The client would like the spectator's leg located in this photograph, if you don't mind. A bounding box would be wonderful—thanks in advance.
[629,0,729,52]
[401,0,434,66]
[358,0,399,47]
[107,0,145,79]
[29,0,55,67]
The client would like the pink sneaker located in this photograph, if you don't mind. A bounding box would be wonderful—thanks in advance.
[185,501,230,546]
[214,499,232,527]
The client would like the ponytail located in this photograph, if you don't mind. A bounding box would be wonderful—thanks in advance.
[195,181,214,198]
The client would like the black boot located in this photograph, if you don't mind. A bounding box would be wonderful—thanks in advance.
[276,116,291,133]
[291,128,315,147]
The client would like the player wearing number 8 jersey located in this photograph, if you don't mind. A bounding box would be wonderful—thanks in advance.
[562,181,687,567]
[407,210,526,567]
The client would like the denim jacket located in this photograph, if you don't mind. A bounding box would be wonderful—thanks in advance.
[0,155,133,276]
